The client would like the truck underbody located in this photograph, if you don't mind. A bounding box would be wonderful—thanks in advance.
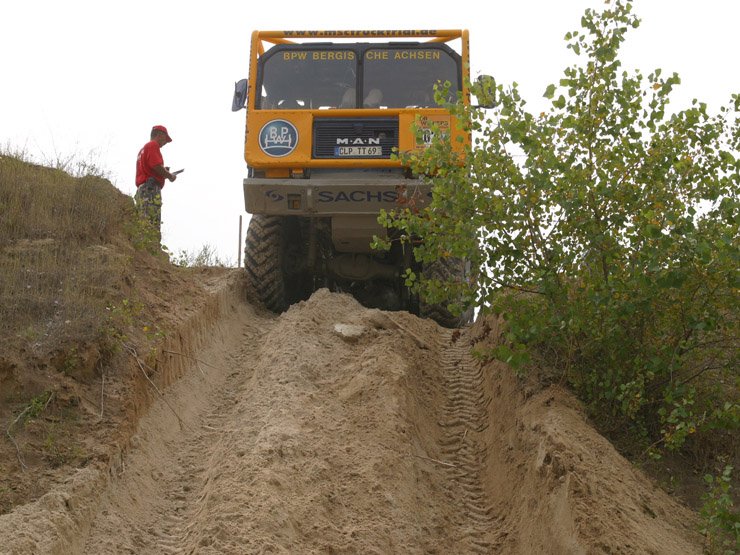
[243,170,472,327]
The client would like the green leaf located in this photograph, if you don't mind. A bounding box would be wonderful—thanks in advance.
[657,270,687,289]
[544,84,556,99]
[646,224,663,238]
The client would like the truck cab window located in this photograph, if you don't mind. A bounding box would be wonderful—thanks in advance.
[363,48,459,109]
[259,49,357,110]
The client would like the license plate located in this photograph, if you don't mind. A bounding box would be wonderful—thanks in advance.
[335,146,383,156]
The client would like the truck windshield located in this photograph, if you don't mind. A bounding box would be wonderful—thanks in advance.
[258,46,459,110]
[259,50,357,110]
[362,48,459,108]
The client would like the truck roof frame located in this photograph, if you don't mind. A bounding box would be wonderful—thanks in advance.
[247,29,470,106]
[251,29,467,53]
[256,29,463,42]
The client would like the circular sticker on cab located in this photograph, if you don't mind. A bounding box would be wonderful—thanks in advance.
[259,120,298,157]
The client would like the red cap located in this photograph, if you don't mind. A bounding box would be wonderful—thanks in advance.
[152,125,172,143]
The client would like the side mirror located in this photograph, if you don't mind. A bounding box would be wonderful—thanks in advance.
[232,79,248,112]
[474,75,496,109]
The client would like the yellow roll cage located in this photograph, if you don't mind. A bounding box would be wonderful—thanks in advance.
[247,30,470,109]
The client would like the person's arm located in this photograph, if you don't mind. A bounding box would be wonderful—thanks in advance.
[152,164,177,182]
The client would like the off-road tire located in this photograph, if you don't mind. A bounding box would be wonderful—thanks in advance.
[244,215,290,312]
[419,257,474,328]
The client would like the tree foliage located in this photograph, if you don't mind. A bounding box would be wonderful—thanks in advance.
[381,0,739,456]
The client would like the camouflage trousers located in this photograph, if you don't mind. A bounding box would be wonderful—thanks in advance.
[134,178,163,243]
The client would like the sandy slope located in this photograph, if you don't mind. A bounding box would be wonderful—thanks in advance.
[0,283,704,554]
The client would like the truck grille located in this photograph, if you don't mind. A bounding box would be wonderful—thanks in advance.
[312,118,399,159]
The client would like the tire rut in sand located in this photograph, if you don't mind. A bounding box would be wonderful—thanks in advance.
[438,330,494,554]
[150,362,250,555]
[82,309,270,555]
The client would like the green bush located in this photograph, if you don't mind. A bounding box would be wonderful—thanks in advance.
[701,465,739,554]
[381,0,738,458]
[172,243,233,267]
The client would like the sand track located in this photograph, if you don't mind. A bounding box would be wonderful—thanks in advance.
[0,281,705,554]
[79,293,270,554]
[437,333,494,553]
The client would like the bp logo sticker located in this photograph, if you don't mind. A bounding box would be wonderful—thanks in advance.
[259,120,298,157]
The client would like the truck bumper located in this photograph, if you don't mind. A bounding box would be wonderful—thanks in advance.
[243,177,432,216]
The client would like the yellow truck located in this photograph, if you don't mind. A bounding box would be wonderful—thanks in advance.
[232,29,475,326]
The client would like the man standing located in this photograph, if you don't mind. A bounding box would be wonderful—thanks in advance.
[135,125,177,243]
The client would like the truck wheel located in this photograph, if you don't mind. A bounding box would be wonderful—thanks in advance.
[244,215,291,312]
[419,257,474,328]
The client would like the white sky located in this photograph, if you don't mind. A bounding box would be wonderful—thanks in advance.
[1,0,737,263]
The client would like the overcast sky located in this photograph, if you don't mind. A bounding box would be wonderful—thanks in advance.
[1,0,737,263]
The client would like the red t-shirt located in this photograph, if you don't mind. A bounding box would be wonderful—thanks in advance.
[135,140,165,187]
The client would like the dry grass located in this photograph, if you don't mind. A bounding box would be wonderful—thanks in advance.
[172,243,235,268]
[0,153,133,358]
[0,151,183,515]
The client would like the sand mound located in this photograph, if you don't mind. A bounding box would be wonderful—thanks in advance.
[0,286,704,553]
